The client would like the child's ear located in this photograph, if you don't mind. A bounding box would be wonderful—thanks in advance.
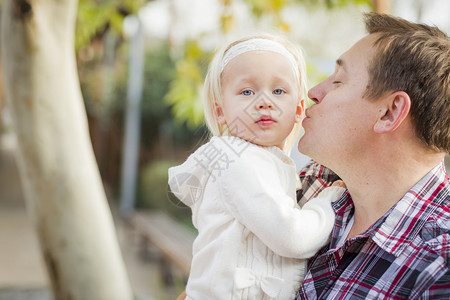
[215,102,226,125]
[373,91,410,133]
[295,98,305,123]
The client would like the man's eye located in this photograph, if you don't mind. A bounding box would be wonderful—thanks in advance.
[332,81,342,85]
[241,90,254,96]
[273,89,285,95]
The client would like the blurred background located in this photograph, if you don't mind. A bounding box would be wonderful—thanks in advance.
[0,0,449,299]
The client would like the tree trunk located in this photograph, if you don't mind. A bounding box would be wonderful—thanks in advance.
[0,1,133,299]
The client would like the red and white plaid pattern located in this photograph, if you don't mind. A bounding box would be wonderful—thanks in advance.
[295,161,450,299]
[296,160,341,207]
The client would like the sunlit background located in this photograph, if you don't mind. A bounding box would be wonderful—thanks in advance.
[0,0,449,299]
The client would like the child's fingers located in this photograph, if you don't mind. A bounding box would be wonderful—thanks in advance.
[332,180,347,188]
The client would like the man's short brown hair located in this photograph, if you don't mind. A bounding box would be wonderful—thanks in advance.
[364,13,449,153]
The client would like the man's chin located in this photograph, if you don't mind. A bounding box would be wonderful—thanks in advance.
[297,138,310,157]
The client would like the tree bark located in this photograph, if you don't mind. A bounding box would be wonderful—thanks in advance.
[0,1,133,299]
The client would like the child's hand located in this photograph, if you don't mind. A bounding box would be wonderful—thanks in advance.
[332,180,347,189]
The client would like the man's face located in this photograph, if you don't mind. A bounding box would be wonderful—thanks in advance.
[298,34,380,167]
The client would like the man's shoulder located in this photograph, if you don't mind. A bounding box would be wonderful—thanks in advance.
[402,162,450,256]
[419,190,450,259]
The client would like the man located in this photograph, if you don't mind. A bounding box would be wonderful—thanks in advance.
[295,12,449,299]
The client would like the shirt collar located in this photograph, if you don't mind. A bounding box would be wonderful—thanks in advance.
[329,192,355,249]
[373,161,449,256]
[330,161,449,257]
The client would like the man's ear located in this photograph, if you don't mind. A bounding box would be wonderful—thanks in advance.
[295,98,305,123]
[373,91,411,133]
[215,102,226,125]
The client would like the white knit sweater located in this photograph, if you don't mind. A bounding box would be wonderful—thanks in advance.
[168,136,344,300]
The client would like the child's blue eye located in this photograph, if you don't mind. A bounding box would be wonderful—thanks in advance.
[273,89,284,95]
[241,90,254,96]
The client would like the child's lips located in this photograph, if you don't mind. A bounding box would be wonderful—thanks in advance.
[256,116,275,126]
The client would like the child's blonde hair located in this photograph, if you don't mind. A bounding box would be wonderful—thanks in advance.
[203,33,307,154]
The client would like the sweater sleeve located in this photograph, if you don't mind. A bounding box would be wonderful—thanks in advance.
[219,148,344,259]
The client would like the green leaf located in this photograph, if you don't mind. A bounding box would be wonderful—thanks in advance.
[165,41,211,129]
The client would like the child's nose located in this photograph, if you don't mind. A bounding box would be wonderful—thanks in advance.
[255,96,274,110]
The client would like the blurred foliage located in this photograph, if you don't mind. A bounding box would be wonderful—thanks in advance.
[244,0,292,31]
[81,38,207,150]
[245,0,291,16]
[296,0,373,9]
[138,159,192,223]
[164,41,212,130]
[220,0,236,33]
[78,33,123,121]
[141,45,175,117]
[76,0,146,51]
[240,0,373,31]
[139,42,208,150]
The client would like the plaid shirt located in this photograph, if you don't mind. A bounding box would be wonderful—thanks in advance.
[297,161,341,206]
[295,160,450,299]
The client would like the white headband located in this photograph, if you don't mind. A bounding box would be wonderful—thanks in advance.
[220,38,300,80]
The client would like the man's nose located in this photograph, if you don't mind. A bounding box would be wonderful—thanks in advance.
[307,82,325,104]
